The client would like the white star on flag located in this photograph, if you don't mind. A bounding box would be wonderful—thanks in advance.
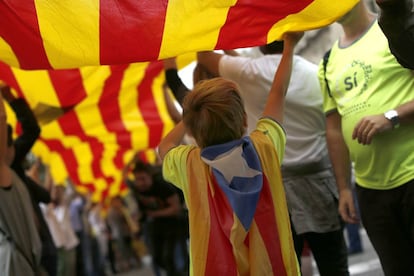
[202,145,262,184]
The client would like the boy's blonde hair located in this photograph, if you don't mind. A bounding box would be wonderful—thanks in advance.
[182,77,246,148]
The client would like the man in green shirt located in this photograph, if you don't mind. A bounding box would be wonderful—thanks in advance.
[319,1,414,275]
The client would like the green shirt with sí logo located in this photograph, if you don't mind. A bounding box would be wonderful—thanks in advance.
[318,20,414,190]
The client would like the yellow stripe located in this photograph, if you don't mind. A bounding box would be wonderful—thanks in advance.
[249,222,273,274]
[73,143,95,184]
[186,151,211,276]
[0,37,20,68]
[120,63,150,150]
[159,0,237,59]
[34,0,100,68]
[12,68,61,107]
[251,132,300,275]
[75,66,111,186]
[229,216,250,275]
[151,69,175,139]
[267,0,358,41]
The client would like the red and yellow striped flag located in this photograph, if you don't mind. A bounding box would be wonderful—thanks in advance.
[0,0,358,69]
[2,61,174,201]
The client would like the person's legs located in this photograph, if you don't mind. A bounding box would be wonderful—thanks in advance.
[304,230,349,276]
[300,240,313,276]
[290,222,304,265]
[290,223,307,274]
[75,231,85,276]
[356,182,414,276]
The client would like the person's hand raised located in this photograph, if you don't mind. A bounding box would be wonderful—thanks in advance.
[283,32,304,48]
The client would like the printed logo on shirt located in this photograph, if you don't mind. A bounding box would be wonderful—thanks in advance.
[334,60,373,116]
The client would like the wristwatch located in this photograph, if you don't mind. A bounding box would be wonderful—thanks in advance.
[384,109,400,129]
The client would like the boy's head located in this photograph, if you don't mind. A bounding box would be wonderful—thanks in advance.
[182,77,246,148]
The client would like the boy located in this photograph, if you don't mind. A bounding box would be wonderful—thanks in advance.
[158,32,302,276]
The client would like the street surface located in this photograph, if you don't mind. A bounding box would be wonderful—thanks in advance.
[119,228,384,276]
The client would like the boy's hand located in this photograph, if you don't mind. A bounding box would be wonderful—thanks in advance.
[283,32,304,48]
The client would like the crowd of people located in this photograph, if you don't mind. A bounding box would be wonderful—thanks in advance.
[1,0,414,276]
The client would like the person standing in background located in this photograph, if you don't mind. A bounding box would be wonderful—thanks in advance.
[1,85,58,276]
[0,90,42,276]
[319,1,414,274]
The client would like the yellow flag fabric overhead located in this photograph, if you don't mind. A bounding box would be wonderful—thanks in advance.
[1,61,174,201]
[0,0,358,69]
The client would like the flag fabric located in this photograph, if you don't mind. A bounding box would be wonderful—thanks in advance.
[2,60,174,201]
[0,0,359,199]
[0,0,358,70]
[176,133,299,275]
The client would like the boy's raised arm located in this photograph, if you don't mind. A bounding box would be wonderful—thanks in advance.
[262,32,303,123]
[158,121,186,161]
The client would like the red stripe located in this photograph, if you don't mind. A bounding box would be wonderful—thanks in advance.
[216,0,313,50]
[137,61,164,148]
[98,65,132,191]
[0,1,51,69]
[39,137,82,185]
[48,69,87,107]
[99,65,132,148]
[57,110,113,185]
[205,175,238,275]
[99,0,167,64]
[254,175,287,275]
[0,62,24,98]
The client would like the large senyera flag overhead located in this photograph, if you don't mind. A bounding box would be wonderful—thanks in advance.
[2,60,173,201]
[0,0,358,199]
[0,0,358,69]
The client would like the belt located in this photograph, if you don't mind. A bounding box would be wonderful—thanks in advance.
[282,155,332,177]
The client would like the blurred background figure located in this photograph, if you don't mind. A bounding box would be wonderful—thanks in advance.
[107,195,141,273]
[123,156,189,276]
[376,0,414,69]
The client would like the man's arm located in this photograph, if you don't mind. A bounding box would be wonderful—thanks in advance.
[163,84,182,124]
[352,99,414,145]
[163,57,190,105]
[1,86,40,164]
[326,111,357,223]
[197,51,223,76]
[262,32,303,122]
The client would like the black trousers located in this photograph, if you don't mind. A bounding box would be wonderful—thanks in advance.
[356,180,414,276]
[292,226,349,276]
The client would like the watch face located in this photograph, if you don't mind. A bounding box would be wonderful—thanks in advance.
[384,110,400,128]
[385,110,397,119]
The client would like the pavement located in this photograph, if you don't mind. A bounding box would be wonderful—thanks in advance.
[118,227,384,276]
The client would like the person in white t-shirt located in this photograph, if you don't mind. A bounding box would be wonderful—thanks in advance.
[41,185,79,276]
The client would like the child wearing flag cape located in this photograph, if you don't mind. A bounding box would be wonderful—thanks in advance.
[158,32,303,276]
